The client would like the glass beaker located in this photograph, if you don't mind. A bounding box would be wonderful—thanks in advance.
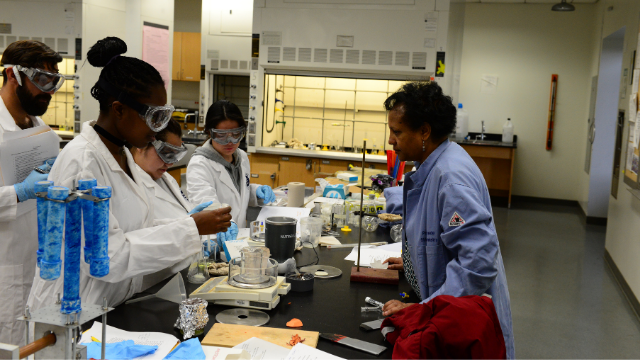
[187,243,211,284]
[332,203,346,228]
[237,247,271,284]
[300,217,323,248]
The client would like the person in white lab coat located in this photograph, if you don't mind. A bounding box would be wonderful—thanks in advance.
[27,37,232,312]
[187,100,276,229]
[0,40,62,346]
[132,118,212,289]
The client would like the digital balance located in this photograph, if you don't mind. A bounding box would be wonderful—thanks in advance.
[189,247,291,310]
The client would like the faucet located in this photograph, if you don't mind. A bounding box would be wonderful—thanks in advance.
[187,129,206,136]
[476,121,486,140]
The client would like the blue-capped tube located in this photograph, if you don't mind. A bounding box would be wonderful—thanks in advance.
[90,186,111,277]
[78,179,97,264]
[40,186,69,281]
[61,196,81,314]
[35,180,53,268]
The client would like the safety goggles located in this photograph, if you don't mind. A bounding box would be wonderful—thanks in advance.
[151,139,188,164]
[97,77,174,132]
[3,64,65,93]
[210,127,246,145]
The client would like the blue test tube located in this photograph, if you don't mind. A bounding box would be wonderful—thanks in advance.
[40,186,69,281]
[61,196,81,314]
[35,180,53,268]
[90,186,111,277]
[78,179,97,264]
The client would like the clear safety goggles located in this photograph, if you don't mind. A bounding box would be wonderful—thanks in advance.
[151,139,188,164]
[97,77,174,132]
[210,127,246,145]
[3,64,65,93]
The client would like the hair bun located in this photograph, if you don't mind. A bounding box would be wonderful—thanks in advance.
[87,37,127,68]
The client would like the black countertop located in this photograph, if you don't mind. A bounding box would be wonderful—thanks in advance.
[95,226,411,359]
[451,133,518,149]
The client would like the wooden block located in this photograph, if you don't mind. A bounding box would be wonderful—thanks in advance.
[202,323,319,349]
[350,267,399,284]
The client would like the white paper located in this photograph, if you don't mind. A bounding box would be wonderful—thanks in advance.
[223,239,250,260]
[319,236,341,246]
[376,242,402,252]
[237,228,251,240]
[256,207,311,235]
[284,343,344,360]
[370,259,389,269]
[629,94,637,122]
[633,69,640,95]
[635,113,640,148]
[424,12,438,32]
[1,124,52,142]
[344,247,401,267]
[233,337,290,360]
[626,142,635,171]
[481,75,498,94]
[203,346,251,360]
[79,321,179,360]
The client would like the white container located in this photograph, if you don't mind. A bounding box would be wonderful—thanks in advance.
[502,118,514,143]
[455,103,469,140]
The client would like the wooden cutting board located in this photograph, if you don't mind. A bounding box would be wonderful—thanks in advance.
[202,323,320,349]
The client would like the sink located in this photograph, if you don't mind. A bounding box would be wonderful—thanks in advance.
[470,139,502,146]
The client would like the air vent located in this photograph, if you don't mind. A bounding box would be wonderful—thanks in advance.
[314,48,327,63]
[298,48,311,62]
[44,38,55,49]
[346,50,359,64]
[211,59,219,70]
[283,47,296,62]
[230,60,238,69]
[57,38,68,54]
[19,36,28,41]
[31,37,42,42]
[268,47,281,63]
[207,50,220,58]
[329,49,343,64]
[220,60,229,69]
[239,61,248,70]
[362,50,376,65]
[395,51,410,66]
[379,51,392,66]
[412,52,427,69]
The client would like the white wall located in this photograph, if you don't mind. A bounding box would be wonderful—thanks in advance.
[458,3,597,200]
[78,0,174,124]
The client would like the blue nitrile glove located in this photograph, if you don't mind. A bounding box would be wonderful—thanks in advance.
[203,238,217,258]
[216,220,238,245]
[14,161,53,202]
[81,340,158,360]
[188,201,214,215]
[164,338,206,360]
[256,185,276,204]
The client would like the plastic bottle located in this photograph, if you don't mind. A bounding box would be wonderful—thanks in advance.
[502,118,514,143]
[455,103,469,140]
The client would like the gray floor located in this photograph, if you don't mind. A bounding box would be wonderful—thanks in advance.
[494,201,640,358]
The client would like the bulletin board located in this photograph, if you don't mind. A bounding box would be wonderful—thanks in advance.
[142,22,171,89]
[623,26,640,188]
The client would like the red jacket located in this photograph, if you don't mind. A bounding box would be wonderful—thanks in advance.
[381,295,506,359]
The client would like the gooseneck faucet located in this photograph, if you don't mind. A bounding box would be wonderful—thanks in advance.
[476,121,486,140]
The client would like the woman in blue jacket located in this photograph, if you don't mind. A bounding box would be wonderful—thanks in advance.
[381,82,514,358]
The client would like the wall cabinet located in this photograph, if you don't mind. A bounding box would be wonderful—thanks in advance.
[172,32,201,81]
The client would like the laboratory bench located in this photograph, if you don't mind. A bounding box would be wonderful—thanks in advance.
[96,226,411,359]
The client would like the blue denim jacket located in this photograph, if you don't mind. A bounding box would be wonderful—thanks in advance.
[403,139,515,359]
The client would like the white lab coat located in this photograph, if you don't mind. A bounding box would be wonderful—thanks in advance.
[187,146,258,227]
[27,123,202,312]
[135,166,198,290]
[0,97,47,346]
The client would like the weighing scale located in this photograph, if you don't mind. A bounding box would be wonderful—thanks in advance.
[190,275,290,310]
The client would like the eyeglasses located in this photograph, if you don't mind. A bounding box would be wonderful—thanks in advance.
[210,127,246,145]
[3,64,65,93]
[151,139,188,164]
[97,77,174,132]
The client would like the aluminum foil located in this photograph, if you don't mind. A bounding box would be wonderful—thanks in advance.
[174,298,209,339]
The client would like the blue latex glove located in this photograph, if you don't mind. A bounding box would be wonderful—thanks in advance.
[14,158,55,202]
[81,340,158,360]
[203,238,217,258]
[256,185,276,204]
[216,220,238,245]
[164,338,206,360]
[188,201,214,215]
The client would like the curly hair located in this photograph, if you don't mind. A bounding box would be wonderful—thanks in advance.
[87,37,165,113]
[384,81,456,139]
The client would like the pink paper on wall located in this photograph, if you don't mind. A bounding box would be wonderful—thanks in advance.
[142,22,171,89]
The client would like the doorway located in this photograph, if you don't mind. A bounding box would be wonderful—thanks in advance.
[585,27,625,221]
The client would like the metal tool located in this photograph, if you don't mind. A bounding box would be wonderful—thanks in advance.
[320,333,387,355]
[360,319,384,331]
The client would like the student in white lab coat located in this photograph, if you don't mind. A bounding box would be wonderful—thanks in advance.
[0,40,62,346]
[132,118,212,289]
[28,37,232,312]
[187,100,276,230]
